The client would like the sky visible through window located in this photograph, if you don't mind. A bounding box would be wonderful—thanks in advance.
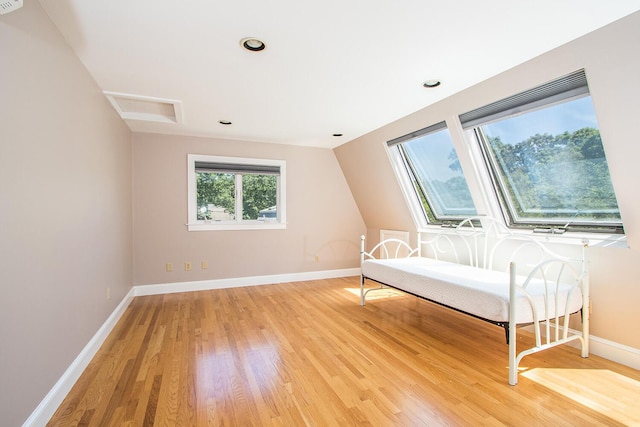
[483,96,598,145]
[404,129,460,181]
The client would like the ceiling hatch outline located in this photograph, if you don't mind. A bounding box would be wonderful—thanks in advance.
[104,91,184,124]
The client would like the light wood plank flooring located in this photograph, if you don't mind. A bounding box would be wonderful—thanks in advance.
[48,277,640,426]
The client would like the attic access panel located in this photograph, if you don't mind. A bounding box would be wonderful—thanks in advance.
[104,91,183,124]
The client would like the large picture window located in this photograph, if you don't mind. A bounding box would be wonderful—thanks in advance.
[460,69,622,233]
[388,122,477,224]
[187,154,286,231]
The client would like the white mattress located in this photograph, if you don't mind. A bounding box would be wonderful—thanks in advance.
[362,257,583,324]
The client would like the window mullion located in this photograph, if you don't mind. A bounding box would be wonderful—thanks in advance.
[235,174,243,222]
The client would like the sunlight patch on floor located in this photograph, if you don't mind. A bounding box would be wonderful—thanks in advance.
[344,287,404,300]
[522,368,640,425]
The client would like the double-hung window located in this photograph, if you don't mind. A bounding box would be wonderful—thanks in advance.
[388,122,477,225]
[460,69,622,233]
[187,154,286,231]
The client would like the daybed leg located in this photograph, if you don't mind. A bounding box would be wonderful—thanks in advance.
[503,323,509,345]
[508,325,517,385]
[508,263,518,386]
[360,235,366,306]
[581,240,590,358]
[580,303,590,358]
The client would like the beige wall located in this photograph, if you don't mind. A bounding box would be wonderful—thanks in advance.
[132,133,365,285]
[335,12,640,349]
[0,2,133,426]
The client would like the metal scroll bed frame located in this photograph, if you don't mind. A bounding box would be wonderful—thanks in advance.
[359,217,590,385]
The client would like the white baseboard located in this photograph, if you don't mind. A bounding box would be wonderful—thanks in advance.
[133,267,361,296]
[23,288,136,427]
[23,267,359,426]
[589,334,640,370]
[24,267,640,425]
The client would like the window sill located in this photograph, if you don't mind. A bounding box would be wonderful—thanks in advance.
[523,230,628,249]
[188,221,287,231]
[418,224,628,249]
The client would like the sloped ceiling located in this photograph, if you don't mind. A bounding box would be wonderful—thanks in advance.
[38,0,640,148]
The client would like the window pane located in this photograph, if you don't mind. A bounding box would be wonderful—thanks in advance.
[188,154,286,231]
[196,172,235,220]
[480,96,620,226]
[401,129,476,220]
[242,174,277,220]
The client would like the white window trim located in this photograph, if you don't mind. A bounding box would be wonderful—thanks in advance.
[187,154,286,231]
[385,141,428,230]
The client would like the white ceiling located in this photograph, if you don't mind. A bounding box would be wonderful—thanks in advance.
[38,1,640,149]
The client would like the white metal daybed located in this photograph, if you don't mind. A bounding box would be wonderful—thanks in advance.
[359,217,590,385]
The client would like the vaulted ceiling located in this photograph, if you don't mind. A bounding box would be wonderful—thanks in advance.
[38,0,640,148]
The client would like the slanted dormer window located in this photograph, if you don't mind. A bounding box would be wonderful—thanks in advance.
[461,69,622,233]
[388,122,477,226]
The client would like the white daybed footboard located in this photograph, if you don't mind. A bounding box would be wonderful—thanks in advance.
[506,255,589,385]
[359,218,590,385]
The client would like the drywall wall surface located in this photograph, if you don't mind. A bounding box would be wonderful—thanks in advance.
[132,133,365,285]
[0,2,133,425]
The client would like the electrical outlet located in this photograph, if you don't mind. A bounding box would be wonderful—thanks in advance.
[315,255,320,262]
[185,262,192,271]
[201,261,208,270]
[166,262,173,272]
[106,288,111,300]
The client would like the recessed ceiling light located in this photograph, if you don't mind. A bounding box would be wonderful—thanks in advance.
[218,120,232,125]
[423,79,441,88]
[240,37,266,52]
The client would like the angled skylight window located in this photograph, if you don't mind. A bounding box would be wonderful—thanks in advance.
[461,69,622,233]
[104,91,183,124]
[388,122,477,225]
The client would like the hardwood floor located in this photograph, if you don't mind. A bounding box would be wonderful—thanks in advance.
[48,277,640,426]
